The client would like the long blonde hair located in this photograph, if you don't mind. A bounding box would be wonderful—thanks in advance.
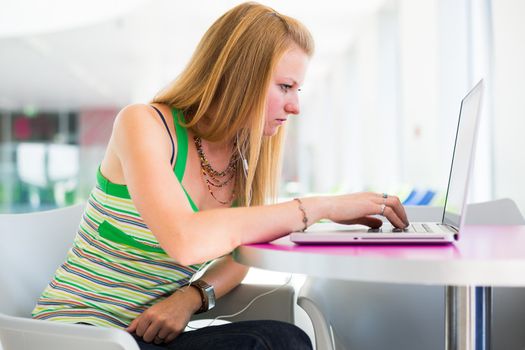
[152,2,314,206]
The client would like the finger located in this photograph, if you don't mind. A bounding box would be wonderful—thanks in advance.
[154,335,165,345]
[386,196,409,225]
[156,327,173,343]
[135,317,152,338]
[126,317,139,333]
[143,321,162,343]
[380,205,406,228]
[375,194,409,226]
[164,332,179,344]
[353,216,383,228]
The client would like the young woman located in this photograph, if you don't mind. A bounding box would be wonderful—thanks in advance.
[33,2,408,349]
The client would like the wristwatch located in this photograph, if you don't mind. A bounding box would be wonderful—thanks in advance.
[187,279,216,314]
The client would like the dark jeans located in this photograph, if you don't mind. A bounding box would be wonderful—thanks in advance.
[132,320,312,350]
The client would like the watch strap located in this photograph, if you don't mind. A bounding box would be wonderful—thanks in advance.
[187,279,215,314]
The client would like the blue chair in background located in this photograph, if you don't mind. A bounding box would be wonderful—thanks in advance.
[402,189,418,205]
[418,190,436,205]
[402,189,436,205]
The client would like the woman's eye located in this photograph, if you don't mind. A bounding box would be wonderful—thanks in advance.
[279,84,292,92]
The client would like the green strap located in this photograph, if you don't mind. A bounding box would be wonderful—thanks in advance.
[98,220,166,254]
[97,166,131,199]
[172,108,188,183]
[96,108,198,213]
[171,108,199,212]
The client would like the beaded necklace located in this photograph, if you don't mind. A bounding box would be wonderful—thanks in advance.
[193,136,238,205]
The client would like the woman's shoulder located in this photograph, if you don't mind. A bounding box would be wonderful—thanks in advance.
[111,103,177,156]
[113,103,175,134]
[101,103,177,185]
[114,103,161,125]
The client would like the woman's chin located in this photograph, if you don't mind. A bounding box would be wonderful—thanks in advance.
[263,126,280,137]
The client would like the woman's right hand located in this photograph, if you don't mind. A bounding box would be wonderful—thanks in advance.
[324,192,409,229]
[126,285,201,344]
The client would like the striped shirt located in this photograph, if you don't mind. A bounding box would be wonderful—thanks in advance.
[32,108,206,328]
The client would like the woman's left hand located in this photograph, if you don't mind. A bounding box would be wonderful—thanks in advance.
[126,285,201,344]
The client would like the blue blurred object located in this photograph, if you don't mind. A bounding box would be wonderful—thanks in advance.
[418,190,436,205]
[402,189,418,205]
[402,189,436,206]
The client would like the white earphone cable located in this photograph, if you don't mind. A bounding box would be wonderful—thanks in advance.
[185,274,293,330]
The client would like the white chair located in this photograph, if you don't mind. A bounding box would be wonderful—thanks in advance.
[298,199,525,350]
[0,204,294,350]
[0,204,139,350]
[464,198,524,225]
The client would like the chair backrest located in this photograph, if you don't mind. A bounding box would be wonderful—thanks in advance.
[404,205,443,222]
[399,199,524,225]
[464,198,525,225]
[192,283,295,324]
[0,204,84,317]
[0,312,140,350]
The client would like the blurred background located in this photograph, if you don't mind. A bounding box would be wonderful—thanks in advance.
[1,0,524,214]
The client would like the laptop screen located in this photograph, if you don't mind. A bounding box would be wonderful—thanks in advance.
[442,80,484,228]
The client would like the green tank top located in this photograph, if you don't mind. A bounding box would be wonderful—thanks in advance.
[32,108,208,328]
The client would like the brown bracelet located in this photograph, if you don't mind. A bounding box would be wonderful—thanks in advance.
[294,198,308,232]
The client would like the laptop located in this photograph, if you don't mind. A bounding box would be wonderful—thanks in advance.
[290,79,484,244]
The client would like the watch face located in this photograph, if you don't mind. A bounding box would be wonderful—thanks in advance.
[202,282,216,310]
[194,280,215,312]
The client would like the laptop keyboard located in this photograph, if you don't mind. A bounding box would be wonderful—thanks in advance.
[368,223,437,233]
[410,223,433,232]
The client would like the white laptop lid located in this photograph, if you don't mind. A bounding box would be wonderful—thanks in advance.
[290,79,484,244]
[442,79,484,230]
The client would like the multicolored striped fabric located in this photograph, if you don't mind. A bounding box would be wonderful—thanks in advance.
[32,108,207,329]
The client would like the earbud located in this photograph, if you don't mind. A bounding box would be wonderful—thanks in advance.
[236,135,252,205]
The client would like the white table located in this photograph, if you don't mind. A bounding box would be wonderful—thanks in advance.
[233,225,525,350]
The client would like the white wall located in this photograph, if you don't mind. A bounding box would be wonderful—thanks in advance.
[291,0,525,216]
[398,0,440,190]
[492,0,525,214]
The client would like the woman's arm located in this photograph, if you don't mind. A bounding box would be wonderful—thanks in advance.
[198,254,249,299]
[112,104,408,266]
[126,255,248,343]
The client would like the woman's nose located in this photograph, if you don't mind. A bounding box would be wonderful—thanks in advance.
[285,97,300,115]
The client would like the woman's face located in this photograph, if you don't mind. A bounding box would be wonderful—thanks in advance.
[264,46,309,136]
